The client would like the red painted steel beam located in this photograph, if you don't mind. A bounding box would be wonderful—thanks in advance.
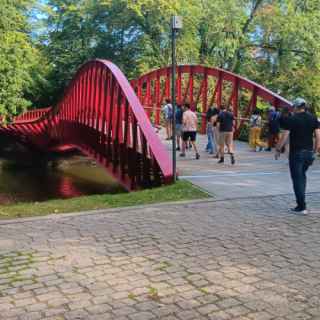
[1,60,174,190]
[134,65,292,133]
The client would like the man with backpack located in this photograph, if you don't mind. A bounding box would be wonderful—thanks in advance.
[266,106,280,151]
[275,98,320,214]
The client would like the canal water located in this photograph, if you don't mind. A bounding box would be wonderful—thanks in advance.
[0,157,125,205]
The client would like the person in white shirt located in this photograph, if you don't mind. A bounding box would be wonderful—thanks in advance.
[249,109,267,151]
[180,103,200,160]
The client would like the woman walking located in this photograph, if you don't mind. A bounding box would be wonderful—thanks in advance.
[249,109,267,151]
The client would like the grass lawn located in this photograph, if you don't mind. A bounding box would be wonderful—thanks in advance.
[0,180,210,220]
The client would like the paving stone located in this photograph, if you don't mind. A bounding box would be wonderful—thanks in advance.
[86,303,112,315]
[18,312,42,320]
[247,311,275,320]
[176,309,201,320]
[129,311,155,320]
[14,298,37,307]
[44,307,67,317]
[216,298,241,309]
[64,309,90,320]
[198,303,219,315]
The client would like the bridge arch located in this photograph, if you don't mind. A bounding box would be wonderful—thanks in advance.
[0,60,173,190]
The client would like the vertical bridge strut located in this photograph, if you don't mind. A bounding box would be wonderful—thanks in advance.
[131,65,292,135]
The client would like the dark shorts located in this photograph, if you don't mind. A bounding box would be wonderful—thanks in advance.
[183,131,197,142]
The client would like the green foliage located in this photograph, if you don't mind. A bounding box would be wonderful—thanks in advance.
[1,0,320,115]
[0,0,48,116]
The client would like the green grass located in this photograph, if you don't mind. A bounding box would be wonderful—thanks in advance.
[0,180,210,220]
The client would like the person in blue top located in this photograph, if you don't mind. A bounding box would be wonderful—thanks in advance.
[205,105,219,155]
[175,104,183,151]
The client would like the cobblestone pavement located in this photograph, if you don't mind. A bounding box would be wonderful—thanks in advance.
[1,194,320,319]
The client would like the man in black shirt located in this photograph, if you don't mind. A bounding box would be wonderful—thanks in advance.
[217,105,235,164]
[276,98,320,214]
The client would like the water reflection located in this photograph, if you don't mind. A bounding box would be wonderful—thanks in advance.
[0,157,125,205]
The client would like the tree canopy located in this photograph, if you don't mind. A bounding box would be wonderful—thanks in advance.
[1,0,320,115]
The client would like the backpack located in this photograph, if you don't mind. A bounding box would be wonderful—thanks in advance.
[167,105,173,119]
[269,111,280,133]
[250,115,259,128]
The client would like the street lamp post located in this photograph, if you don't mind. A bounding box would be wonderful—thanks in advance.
[171,16,182,182]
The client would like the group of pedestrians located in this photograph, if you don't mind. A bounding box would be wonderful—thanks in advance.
[246,100,320,214]
[162,97,320,216]
[249,107,282,152]
[162,100,236,164]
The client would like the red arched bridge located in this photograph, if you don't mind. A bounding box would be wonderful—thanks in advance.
[0,60,291,190]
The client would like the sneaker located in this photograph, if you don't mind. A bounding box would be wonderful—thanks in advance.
[218,157,224,164]
[231,154,235,165]
[196,153,200,160]
[179,153,186,157]
[290,207,308,215]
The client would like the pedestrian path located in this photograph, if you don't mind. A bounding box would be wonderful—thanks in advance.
[161,132,320,199]
[1,193,320,320]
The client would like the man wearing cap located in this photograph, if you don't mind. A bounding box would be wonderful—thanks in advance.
[276,98,320,214]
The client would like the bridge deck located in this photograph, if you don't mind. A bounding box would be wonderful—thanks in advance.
[160,131,320,200]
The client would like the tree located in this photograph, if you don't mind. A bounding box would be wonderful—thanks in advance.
[29,0,320,114]
[192,0,320,112]
[244,0,320,111]
[0,0,42,117]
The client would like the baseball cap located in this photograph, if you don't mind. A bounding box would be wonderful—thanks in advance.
[292,98,306,109]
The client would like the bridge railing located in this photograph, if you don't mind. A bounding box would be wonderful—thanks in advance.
[13,107,52,123]
[132,65,292,135]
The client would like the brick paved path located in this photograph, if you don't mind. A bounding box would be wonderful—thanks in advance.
[1,194,320,319]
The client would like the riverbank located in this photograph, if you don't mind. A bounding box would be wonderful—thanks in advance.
[0,180,210,219]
